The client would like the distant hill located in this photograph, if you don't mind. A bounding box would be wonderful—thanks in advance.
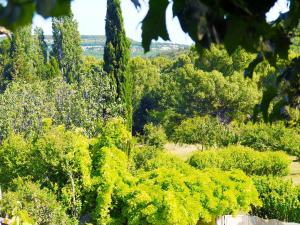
[43,35,189,59]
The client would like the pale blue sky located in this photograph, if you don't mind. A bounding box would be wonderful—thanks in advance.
[33,0,289,45]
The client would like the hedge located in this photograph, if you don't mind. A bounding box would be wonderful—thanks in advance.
[188,146,291,176]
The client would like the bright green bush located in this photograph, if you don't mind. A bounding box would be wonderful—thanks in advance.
[94,146,134,225]
[130,145,162,171]
[33,123,92,217]
[0,134,33,186]
[124,168,260,225]
[188,146,291,176]
[239,122,300,156]
[0,123,92,218]
[172,116,236,148]
[0,179,73,225]
[93,146,260,225]
[94,117,133,152]
[143,123,167,148]
[251,176,300,222]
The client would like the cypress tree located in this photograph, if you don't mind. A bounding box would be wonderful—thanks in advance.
[104,0,132,130]
[10,25,38,82]
[51,13,82,83]
[0,38,12,91]
[34,27,48,63]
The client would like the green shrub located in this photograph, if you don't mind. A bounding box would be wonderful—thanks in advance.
[251,176,300,222]
[124,168,260,225]
[94,117,133,153]
[0,123,92,218]
[143,123,167,148]
[93,146,260,225]
[239,122,300,156]
[188,146,291,176]
[0,179,73,225]
[93,146,133,225]
[172,116,236,148]
[130,145,162,171]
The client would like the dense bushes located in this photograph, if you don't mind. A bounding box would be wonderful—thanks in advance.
[0,66,120,140]
[188,146,291,176]
[0,179,73,225]
[251,176,300,222]
[0,122,92,218]
[92,146,261,225]
[172,116,236,148]
[238,123,300,157]
[171,118,300,158]
[124,168,260,225]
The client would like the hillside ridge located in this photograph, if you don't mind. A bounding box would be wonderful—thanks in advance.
[44,35,189,58]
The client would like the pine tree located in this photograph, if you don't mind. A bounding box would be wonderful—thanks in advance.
[104,0,132,130]
[51,13,82,83]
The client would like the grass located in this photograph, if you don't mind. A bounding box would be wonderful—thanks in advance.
[164,143,200,160]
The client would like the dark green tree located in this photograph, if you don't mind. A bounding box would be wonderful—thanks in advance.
[9,25,38,82]
[34,27,48,63]
[104,0,132,130]
[51,13,82,83]
[0,38,12,91]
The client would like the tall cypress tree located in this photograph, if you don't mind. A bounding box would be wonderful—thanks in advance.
[104,0,132,130]
[51,13,82,83]
[34,27,48,63]
[10,25,38,81]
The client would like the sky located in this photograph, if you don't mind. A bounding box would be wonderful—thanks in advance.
[33,0,290,45]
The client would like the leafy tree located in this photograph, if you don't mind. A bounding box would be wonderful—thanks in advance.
[129,57,160,111]
[104,0,132,129]
[91,117,133,163]
[0,69,120,140]
[46,56,61,79]
[52,13,82,83]
[143,123,167,148]
[172,116,235,148]
[0,81,54,140]
[152,54,261,123]
[0,123,92,219]
[0,134,33,186]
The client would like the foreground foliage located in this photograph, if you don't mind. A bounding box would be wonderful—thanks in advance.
[251,176,300,222]
[93,146,261,225]
[0,179,73,225]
